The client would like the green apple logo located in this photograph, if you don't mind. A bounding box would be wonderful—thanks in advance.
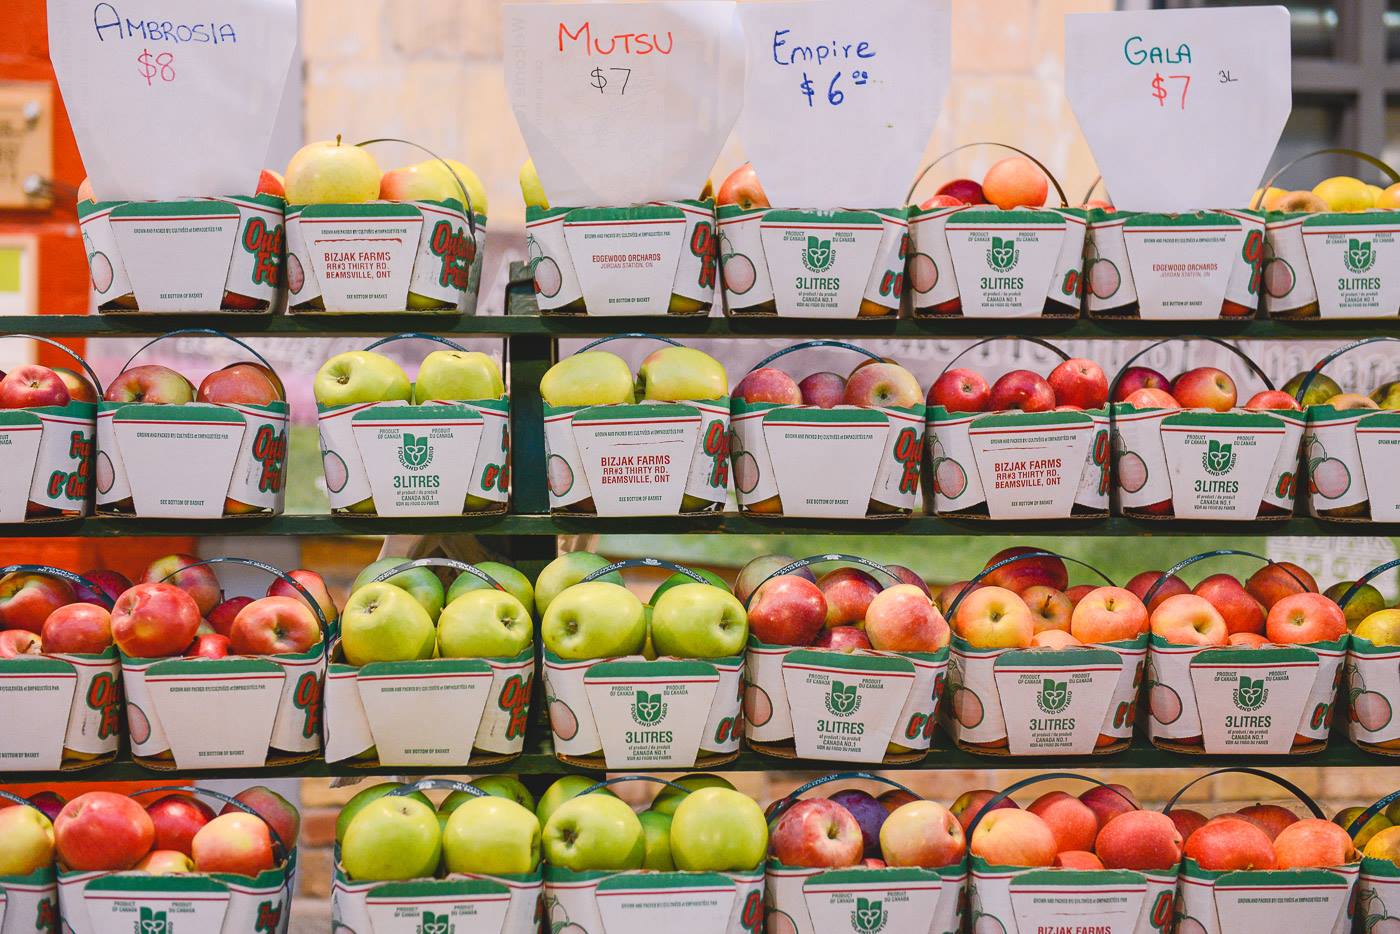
[852,897,887,933]
[986,236,1018,271]
[1234,675,1267,711]
[1036,678,1071,714]
[138,908,169,934]
[419,912,452,934]
[1203,439,1235,476]
[802,235,835,273]
[825,680,861,717]
[398,433,432,471]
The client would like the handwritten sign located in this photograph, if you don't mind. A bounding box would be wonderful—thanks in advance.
[48,0,296,201]
[734,0,950,209]
[1066,7,1291,211]
[503,2,744,206]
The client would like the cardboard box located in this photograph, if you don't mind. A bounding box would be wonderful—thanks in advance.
[926,340,1109,519]
[49,0,298,315]
[96,332,288,520]
[503,3,742,316]
[732,342,923,518]
[324,559,533,768]
[544,866,763,934]
[317,337,509,518]
[1340,558,1400,754]
[333,868,541,934]
[969,861,1176,934]
[1110,339,1304,520]
[719,2,949,318]
[1066,7,1291,319]
[1175,860,1357,934]
[0,566,121,772]
[0,337,98,523]
[121,559,326,771]
[543,339,728,517]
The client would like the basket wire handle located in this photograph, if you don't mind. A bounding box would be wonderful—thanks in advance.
[115,328,279,383]
[1292,336,1400,405]
[0,563,116,609]
[905,142,1069,209]
[1141,549,1310,608]
[765,770,923,828]
[1252,147,1400,209]
[1161,767,1324,819]
[0,334,104,394]
[933,336,1071,382]
[946,549,1113,621]
[742,553,903,611]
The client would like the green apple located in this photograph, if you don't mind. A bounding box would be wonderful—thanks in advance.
[285,137,382,204]
[414,350,504,404]
[535,552,622,616]
[1282,371,1342,407]
[336,783,434,845]
[636,346,727,402]
[353,557,446,620]
[438,589,533,658]
[442,776,534,814]
[537,775,614,827]
[642,606,656,660]
[314,351,412,407]
[670,788,767,872]
[341,796,441,882]
[1335,805,1391,848]
[381,158,488,215]
[443,796,540,874]
[650,583,748,659]
[520,159,549,210]
[541,351,635,407]
[1373,381,1400,410]
[542,581,647,660]
[638,809,675,870]
[1324,580,1386,630]
[341,583,436,666]
[650,569,730,605]
[649,774,735,817]
[446,563,535,618]
[542,794,645,871]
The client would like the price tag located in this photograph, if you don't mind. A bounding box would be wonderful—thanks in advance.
[503,2,744,206]
[48,0,296,201]
[1065,7,1291,211]
[734,0,950,209]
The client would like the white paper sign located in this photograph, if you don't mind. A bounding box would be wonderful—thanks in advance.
[735,0,950,208]
[48,0,297,201]
[503,2,744,205]
[1065,7,1291,210]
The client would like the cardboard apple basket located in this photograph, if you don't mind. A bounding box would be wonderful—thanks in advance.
[731,342,923,519]
[1144,551,1345,756]
[925,337,1109,520]
[542,336,728,517]
[1295,337,1400,522]
[120,558,326,772]
[1169,768,1359,934]
[0,790,59,933]
[764,772,965,934]
[1348,788,1400,930]
[95,330,288,519]
[0,335,99,523]
[942,550,1145,757]
[744,555,947,765]
[906,143,1088,319]
[1340,558,1400,755]
[545,559,742,770]
[964,773,1175,934]
[1109,337,1305,520]
[286,138,485,316]
[324,559,532,768]
[543,776,763,934]
[0,565,121,772]
[58,785,295,934]
[317,334,509,518]
[332,779,542,934]
[1258,148,1400,320]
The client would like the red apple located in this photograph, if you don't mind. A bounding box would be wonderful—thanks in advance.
[1245,390,1303,411]
[952,587,1035,649]
[228,596,322,656]
[748,575,828,646]
[1234,804,1298,841]
[1079,784,1140,831]
[982,157,1049,211]
[1126,570,1189,613]
[0,572,76,634]
[734,555,813,605]
[1064,584,1095,606]
[864,584,950,652]
[1054,851,1104,870]
[1168,808,1209,842]
[73,569,131,607]
[950,790,1018,833]
[1033,629,1082,648]
[41,603,113,655]
[1150,593,1228,646]
[1229,632,1269,648]
[0,629,41,658]
[1185,816,1276,870]
[988,370,1055,413]
[110,582,202,658]
[207,596,254,637]
[0,365,71,409]
[1047,359,1109,409]
[886,565,931,596]
[1193,574,1266,636]
[877,789,919,815]
[1112,366,1171,403]
[191,812,276,876]
[266,569,339,625]
[145,795,215,857]
[843,363,922,409]
[1265,592,1346,644]
[256,169,285,198]
[770,799,863,868]
[223,786,299,849]
[716,163,769,209]
[1123,387,1180,409]
[813,626,872,653]
[818,567,882,629]
[1273,818,1355,868]
[798,372,846,409]
[928,368,991,413]
[919,194,966,209]
[1246,562,1318,610]
[1028,791,1098,853]
[935,178,984,205]
[103,364,195,404]
[55,792,155,871]
[880,800,965,868]
[1069,586,1148,644]
[733,368,801,406]
[1096,810,1184,870]
[186,633,230,659]
[935,580,982,616]
[197,363,284,406]
[137,850,194,874]
[1172,367,1237,412]
[981,547,1069,594]
[1022,585,1072,633]
[141,554,222,617]
[970,809,1057,867]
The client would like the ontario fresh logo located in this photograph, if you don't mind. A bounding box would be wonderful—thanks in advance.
[419,911,452,934]
[1202,439,1236,476]
[1345,238,1376,274]
[137,907,169,934]
[825,680,861,717]
[986,235,1019,271]
[398,433,432,471]
[1036,678,1071,714]
[1234,675,1268,711]
[801,235,835,273]
[851,897,887,933]
[631,689,667,725]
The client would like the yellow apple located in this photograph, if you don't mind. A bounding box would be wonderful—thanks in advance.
[541,351,635,407]
[1313,176,1375,212]
[1356,608,1400,646]
[284,136,382,205]
[637,347,727,402]
[520,159,549,210]
[381,159,487,215]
